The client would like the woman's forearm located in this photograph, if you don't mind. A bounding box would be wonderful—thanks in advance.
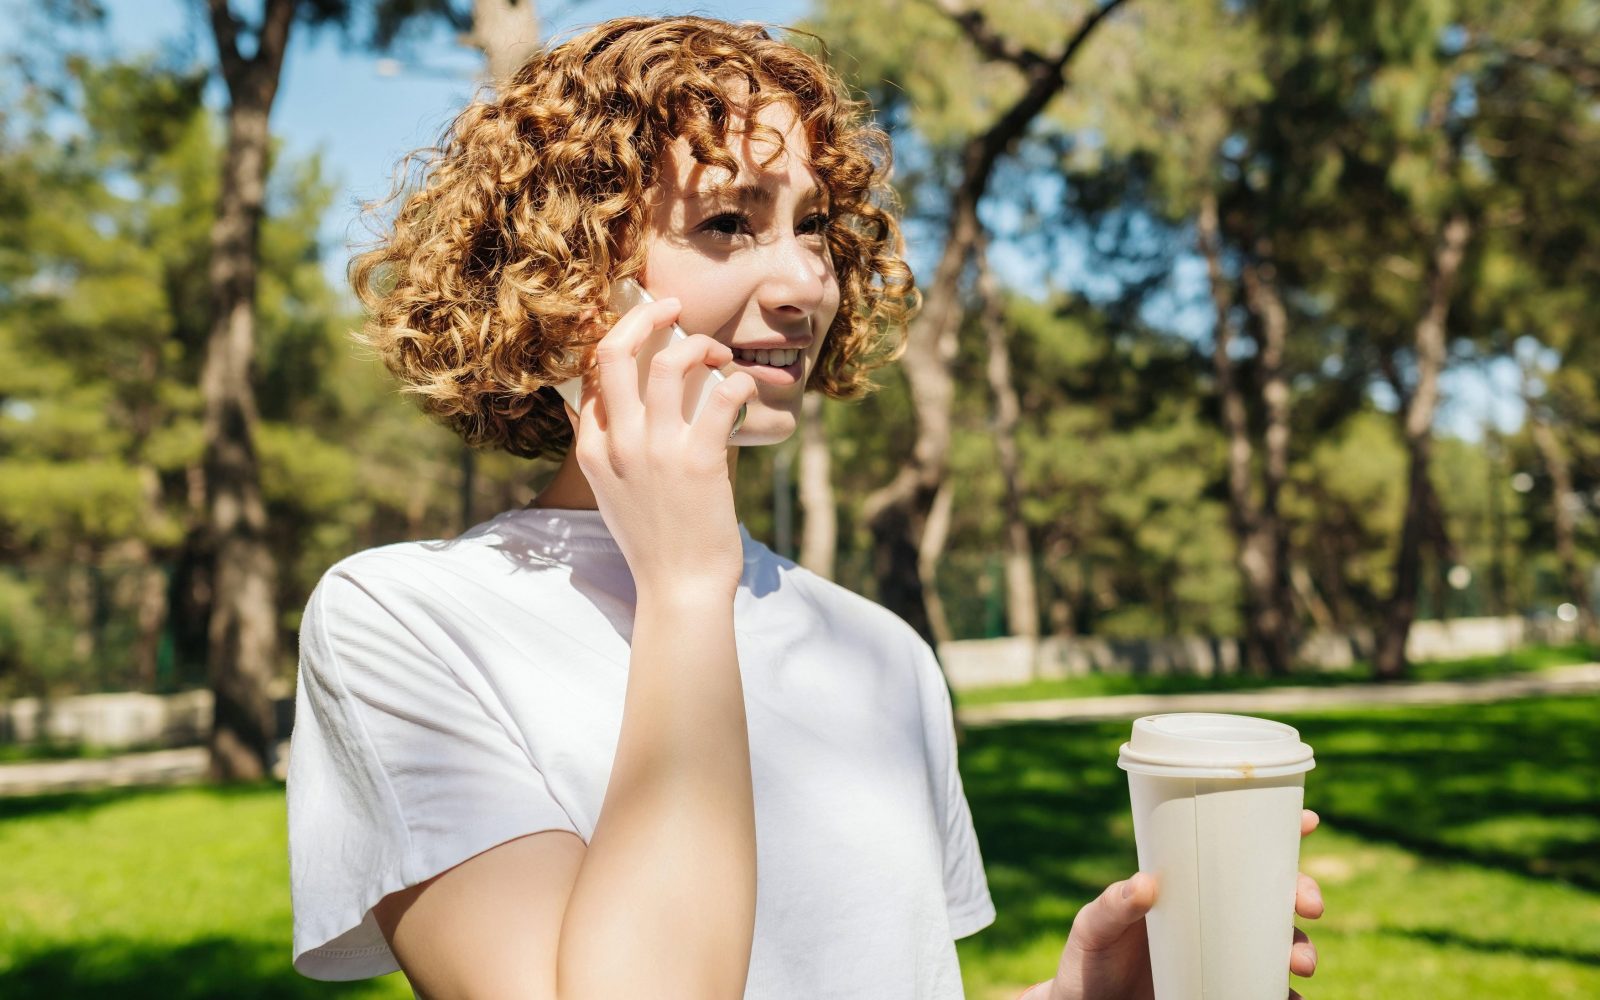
[556,586,757,1000]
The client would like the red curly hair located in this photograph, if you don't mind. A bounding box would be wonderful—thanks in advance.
[349,15,917,461]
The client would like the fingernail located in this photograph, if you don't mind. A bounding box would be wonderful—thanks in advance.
[1122,880,1133,899]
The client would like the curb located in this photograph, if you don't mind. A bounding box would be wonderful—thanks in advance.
[0,740,292,798]
[956,663,1600,727]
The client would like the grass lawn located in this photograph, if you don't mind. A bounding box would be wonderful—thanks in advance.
[2,696,1597,998]
[954,641,1599,707]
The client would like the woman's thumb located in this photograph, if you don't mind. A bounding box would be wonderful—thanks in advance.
[1071,872,1157,950]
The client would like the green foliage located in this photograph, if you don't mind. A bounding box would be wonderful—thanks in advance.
[4,0,1597,688]
[0,41,471,695]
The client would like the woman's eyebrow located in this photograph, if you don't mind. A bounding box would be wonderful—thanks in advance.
[686,182,827,207]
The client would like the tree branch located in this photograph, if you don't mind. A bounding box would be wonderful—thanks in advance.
[207,0,295,102]
[257,0,297,80]
[962,0,1131,193]
[1053,0,1133,76]
[1464,36,1600,91]
[921,0,1051,75]
[207,0,244,80]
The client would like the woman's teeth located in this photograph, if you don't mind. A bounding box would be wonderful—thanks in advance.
[734,347,799,367]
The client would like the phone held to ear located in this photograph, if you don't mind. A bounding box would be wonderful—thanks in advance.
[553,278,748,436]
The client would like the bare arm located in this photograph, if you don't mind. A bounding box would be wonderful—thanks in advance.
[557,587,756,998]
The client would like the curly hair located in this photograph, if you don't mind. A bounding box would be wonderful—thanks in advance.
[350,15,918,461]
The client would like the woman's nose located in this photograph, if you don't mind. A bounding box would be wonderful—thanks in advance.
[757,231,830,316]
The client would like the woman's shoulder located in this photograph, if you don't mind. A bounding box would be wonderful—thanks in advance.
[316,511,553,591]
[748,541,933,661]
[305,516,560,626]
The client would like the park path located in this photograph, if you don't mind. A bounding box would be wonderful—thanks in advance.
[0,740,292,798]
[2,664,1597,798]
[956,662,1600,726]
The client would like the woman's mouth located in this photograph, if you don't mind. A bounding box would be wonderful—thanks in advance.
[731,346,802,384]
[733,347,800,367]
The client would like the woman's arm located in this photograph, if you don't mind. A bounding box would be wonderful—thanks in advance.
[557,586,755,999]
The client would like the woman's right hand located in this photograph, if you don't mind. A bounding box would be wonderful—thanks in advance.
[564,296,759,598]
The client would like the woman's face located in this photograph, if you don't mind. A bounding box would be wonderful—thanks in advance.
[640,98,841,447]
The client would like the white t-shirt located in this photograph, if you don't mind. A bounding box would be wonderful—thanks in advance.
[286,506,996,997]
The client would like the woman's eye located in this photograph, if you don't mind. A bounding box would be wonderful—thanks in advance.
[700,213,752,240]
[798,212,833,238]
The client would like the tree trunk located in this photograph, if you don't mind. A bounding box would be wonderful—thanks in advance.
[863,0,1129,651]
[203,0,296,781]
[1486,429,1511,616]
[68,542,97,671]
[797,392,837,579]
[920,479,955,645]
[1197,192,1290,676]
[452,2,543,528]
[1374,212,1472,680]
[468,0,541,81]
[1240,244,1296,674]
[976,238,1040,653]
[1527,389,1600,644]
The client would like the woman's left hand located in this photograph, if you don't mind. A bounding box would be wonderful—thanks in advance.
[1024,809,1324,1000]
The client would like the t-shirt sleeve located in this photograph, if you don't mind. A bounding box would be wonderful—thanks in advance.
[286,561,580,981]
[916,640,997,940]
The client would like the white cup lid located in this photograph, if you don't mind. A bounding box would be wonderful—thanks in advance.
[1117,713,1315,779]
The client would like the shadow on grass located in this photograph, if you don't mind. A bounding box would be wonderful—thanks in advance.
[1390,927,1600,967]
[954,695,1600,951]
[1287,698,1600,890]
[955,718,1137,949]
[0,779,286,823]
[2,936,400,999]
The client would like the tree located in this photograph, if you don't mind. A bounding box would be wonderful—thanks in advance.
[0,33,421,707]
[198,0,545,780]
[806,0,1132,652]
[199,0,301,779]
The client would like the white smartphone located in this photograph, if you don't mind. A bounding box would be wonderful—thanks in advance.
[553,278,747,434]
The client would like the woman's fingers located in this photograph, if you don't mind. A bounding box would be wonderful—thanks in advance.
[1290,926,1318,977]
[641,332,732,427]
[694,369,758,446]
[1295,872,1325,919]
[592,297,682,430]
[1293,813,1324,986]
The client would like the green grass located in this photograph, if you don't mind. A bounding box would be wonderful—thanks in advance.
[0,783,413,998]
[954,641,1599,707]
[2,696,1597,998]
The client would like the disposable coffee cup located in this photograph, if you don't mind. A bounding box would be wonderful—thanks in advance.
[1117,713,1315,1000]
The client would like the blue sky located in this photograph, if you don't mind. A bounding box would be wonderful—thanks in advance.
[1,0,1524,440]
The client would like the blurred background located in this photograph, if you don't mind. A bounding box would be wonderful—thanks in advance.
[1,1,1597,998]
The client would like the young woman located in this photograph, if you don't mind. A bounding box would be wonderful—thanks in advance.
[285,15,1323,1000]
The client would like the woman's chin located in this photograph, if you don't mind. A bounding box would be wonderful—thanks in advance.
[728,405,799,448]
